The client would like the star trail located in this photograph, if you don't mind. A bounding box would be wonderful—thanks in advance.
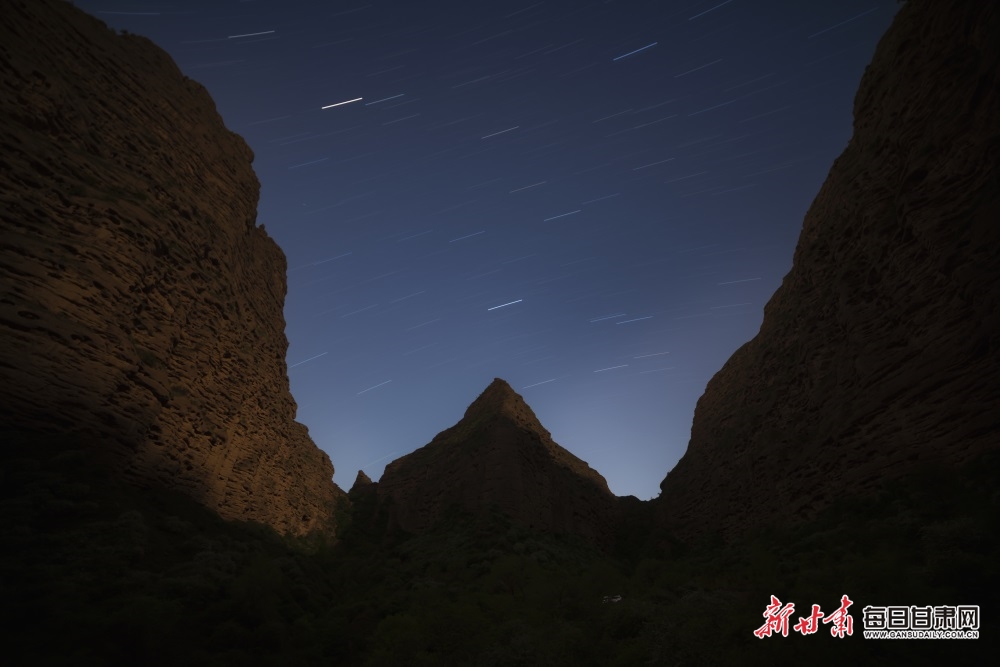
[82,0,896,500]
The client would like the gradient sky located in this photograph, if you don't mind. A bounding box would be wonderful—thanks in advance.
[78,0,896,500]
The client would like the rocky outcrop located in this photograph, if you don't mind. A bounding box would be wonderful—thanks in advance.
[349,470,376,498]
[0,0,345,536]
[351,470,374,491]
[378,379,617,543]
[657,0,1000,539]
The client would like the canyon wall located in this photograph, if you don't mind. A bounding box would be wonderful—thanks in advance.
[658,0,1000,539]
[0,0,345,536]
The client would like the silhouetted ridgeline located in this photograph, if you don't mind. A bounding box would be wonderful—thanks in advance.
[376,379,618,545]
[0,0,345,536]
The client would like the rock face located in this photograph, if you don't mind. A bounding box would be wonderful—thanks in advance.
[657,0,1000,539]
[0,0,345,536]
[378,379,616,543]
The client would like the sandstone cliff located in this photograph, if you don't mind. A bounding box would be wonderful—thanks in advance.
[657,0,1000,539]
[0,0,345,536]
[378,379,617,543]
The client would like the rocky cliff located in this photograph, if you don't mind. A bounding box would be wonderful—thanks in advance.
[378,379,617,543]
[0,0,345,536]
[657,0,1000,539]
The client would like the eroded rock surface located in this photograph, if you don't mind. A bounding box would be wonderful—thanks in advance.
[378,379,617,543]
[657,0,1000,539]
[0,0,345,536]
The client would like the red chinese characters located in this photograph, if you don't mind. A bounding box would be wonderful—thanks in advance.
[754,596,796,638]
[755,595,854,638]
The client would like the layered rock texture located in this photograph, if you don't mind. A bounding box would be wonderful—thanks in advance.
[378,379,617,543]
[0,0,344,536]
[658,0,1000,539]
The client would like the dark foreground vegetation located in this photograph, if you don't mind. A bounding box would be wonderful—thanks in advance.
[1,429,995,666]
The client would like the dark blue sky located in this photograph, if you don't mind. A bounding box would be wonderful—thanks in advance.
[79,0,896,499]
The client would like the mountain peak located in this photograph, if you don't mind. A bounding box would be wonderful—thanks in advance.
[349,469,376,500]
[352,469,373,489]
[463,378,549,436]
[377,378,616,542]
[484,376,516,394]
[467,378,520,410]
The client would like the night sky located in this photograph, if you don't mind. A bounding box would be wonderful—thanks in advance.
[78,1,896,500]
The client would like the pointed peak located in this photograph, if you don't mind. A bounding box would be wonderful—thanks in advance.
[466,377,522,413]
[462,377,548,436]
[350,469,373,493]
[484,377,516,397]
[378,376,616,541]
